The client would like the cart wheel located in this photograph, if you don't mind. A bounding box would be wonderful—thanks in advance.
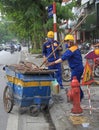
[41,104,49,112]
[29,106,40,117]
[3,86,14,113]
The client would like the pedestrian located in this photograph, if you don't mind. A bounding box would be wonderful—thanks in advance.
[46,34,84,101]
[10,43,14,51]
[42,31,64,89]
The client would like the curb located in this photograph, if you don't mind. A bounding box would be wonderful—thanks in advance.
[23,50,99,130]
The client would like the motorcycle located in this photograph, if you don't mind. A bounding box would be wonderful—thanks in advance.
[84,49,99,77]
[10,49,14,54]
[94,58,99,77]
[10,44,15,54]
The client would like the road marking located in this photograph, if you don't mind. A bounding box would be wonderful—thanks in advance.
[6,112,19,130]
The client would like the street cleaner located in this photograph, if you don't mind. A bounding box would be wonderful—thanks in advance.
[46,34,84,101]
[42,31,64,89]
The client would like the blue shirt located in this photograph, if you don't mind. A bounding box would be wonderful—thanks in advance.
[42,38,61,62]
[61,45,83,70]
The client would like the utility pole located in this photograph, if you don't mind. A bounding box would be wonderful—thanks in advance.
[53,2,57,40]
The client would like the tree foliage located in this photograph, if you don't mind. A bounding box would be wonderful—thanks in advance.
[0,0,76,50]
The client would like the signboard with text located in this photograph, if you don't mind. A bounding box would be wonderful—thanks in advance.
[48,5,53,18]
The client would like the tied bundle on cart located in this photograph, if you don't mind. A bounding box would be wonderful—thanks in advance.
[3,61,56,116]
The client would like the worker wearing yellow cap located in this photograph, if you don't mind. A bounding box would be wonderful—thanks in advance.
[46,34,84,101]
[42,31,64,89]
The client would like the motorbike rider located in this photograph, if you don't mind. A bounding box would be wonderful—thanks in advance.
[10,43,14,52]
[46,34,84,101]
[42,31,64,89]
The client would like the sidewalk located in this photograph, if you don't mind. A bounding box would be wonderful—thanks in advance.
[21,49,99,130]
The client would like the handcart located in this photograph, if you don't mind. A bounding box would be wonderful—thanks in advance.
[3,64,56,116]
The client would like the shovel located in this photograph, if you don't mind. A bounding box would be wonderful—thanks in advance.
[40,14,88,68]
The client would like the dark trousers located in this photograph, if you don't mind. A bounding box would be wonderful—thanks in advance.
[71,67,84,100]
[48,63,63,89]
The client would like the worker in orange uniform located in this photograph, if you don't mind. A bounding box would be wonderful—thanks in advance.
[46,34,84,101]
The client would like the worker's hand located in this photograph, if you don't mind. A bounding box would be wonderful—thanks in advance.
[45,61,55,67]
[43,57,47,63]
[43,58,48,66]
[38,67,44,70]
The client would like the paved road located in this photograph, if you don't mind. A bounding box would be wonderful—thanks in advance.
[0,48,99,130]
[0,48,52,130]
[24,49,99,130]
[0,50,21,130]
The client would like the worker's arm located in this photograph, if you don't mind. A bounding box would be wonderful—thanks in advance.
[94,43,99,47]
[45,58,63,67]
[42,43,47,62]
[43,55,47,62]
[55,58,63,64]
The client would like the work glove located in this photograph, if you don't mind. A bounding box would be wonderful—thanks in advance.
[45,61,55,67]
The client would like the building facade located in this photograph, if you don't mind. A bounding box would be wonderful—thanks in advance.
[61,0,99,44]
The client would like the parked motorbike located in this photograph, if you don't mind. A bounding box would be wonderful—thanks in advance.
[79,42,91,54]
[84,49,99,77]
[10,49,14,54]
[17,44,21,52]
[10,44,15,54]
[94,58,99,77]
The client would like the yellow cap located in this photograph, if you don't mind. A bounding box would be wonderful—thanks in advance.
[47,31,54,38]
[64,34,74,41]
[94,48,99,55]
